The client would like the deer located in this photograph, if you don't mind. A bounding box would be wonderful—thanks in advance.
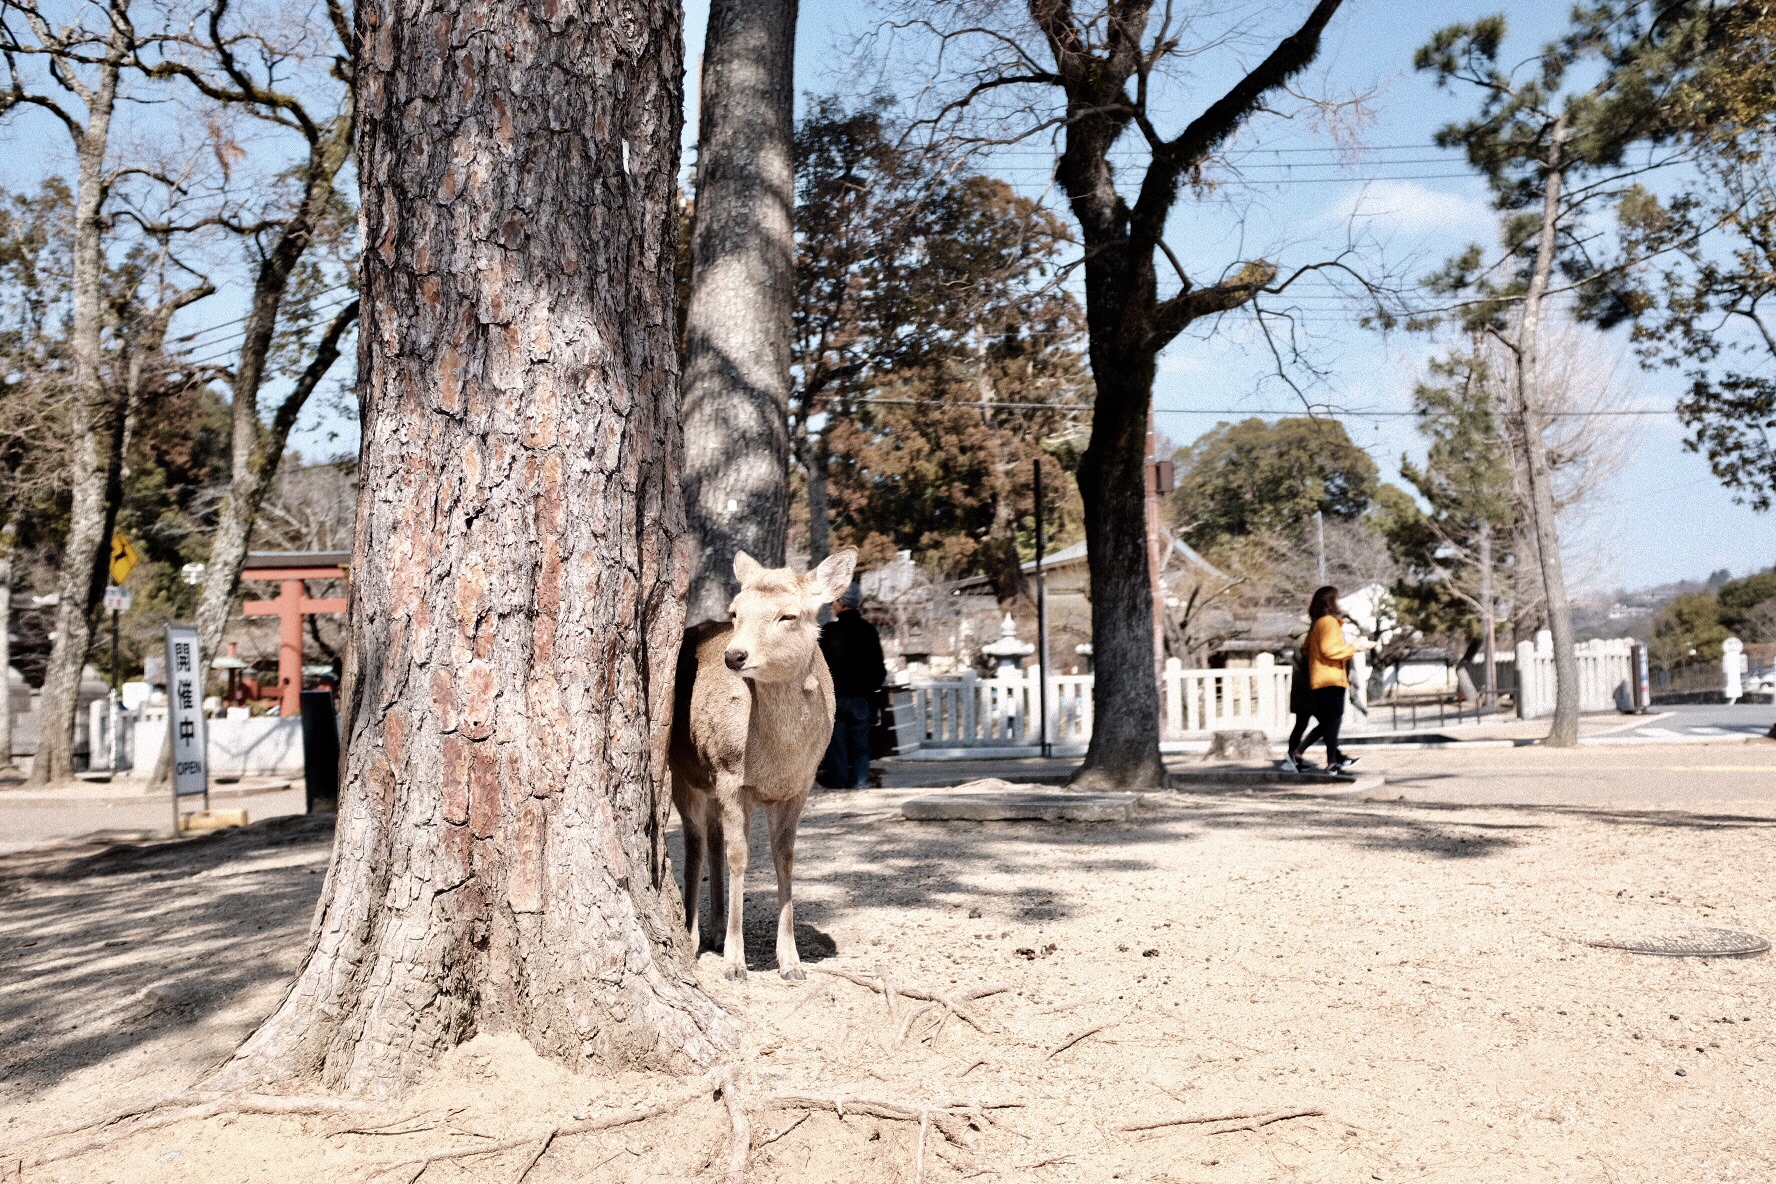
[670,548,859,981]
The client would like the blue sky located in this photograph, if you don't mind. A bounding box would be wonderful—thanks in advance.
[691,0,1773,593]
[4,0,1768,593]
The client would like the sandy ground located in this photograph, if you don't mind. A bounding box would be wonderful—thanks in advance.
[2,741,1775,1182]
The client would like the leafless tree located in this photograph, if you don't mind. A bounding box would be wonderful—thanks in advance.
[880,0,1395,787]
[1,0,216,784]
[142,0,359,704]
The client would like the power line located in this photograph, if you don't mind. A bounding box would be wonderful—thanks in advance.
[850,396,1678,419]
[168,282,356,348]
[176,291,360,369]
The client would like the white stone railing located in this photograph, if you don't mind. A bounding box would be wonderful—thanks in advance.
[904,654,1293,754]
[87,703,308,778]
[1514,634,1635,720]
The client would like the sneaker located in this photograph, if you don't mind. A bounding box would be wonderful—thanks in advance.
[1279,753,1299,773]
[1328,756,1359,776]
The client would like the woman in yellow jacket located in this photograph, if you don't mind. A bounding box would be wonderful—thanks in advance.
[1284,585,1373,774]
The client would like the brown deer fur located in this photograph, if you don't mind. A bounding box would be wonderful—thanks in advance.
[670,549,858,980]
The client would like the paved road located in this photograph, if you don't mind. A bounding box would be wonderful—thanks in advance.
[0,781,307,855]
[1606,702,1774,742]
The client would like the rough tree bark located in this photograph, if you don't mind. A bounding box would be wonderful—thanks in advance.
[27,14,128,787]
[212,0,733,1096]
[1513,115,1580,746]
[680,0,798,622]
[1022,0,1344,789]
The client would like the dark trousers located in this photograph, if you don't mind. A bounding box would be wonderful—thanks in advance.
[822,695,873,789]
[1288,686,1347,764]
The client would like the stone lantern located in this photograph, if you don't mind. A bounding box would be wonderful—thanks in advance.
[980,613,1035,677]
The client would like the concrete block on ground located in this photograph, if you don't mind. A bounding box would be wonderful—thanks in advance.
[1205,729,1271,761]
[180,808,249,833]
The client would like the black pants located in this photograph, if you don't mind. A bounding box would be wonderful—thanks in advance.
[820,695,874,789]
[1288,686,1347,764]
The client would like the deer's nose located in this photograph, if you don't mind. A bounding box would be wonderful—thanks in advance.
[724,648,749,671]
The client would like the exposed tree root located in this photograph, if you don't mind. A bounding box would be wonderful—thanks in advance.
[364,1071,735,1180]
[7,1092,367,1170]
[754,1112,808,1148]
[766,1093,1020,1144]
[1119,1107,1325,1135]
[1044,1024,1107,1059]
[812,966,1011,1047]
[719,1072,751,1183]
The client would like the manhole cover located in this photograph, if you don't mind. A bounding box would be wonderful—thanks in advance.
[1585,929,1770,958]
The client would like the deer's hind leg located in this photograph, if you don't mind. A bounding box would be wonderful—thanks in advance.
[678,792,708,950]
[765,795,808,981]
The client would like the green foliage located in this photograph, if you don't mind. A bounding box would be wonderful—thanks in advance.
[1415,4,1725,336]
[792,98,1090,589]
[1650,590,1729,668]
[1717,567,1776,630]
[1595,3,1776,510]
[1169,417,1378,550]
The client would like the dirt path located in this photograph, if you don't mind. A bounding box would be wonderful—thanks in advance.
[2,744,1773,1182]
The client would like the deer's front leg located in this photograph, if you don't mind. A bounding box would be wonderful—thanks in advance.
[678,797,707,950]
[765,796,807,981]
[717,782,751,981]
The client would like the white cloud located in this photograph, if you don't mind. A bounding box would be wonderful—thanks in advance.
[1323,179,1495,237]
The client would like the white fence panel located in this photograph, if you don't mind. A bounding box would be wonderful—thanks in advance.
[130,707,307,778]
[904,656,1294,753]
[1514,635,1635,719]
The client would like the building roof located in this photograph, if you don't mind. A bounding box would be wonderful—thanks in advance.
[949,535,1229,592]
[243,551,351,569]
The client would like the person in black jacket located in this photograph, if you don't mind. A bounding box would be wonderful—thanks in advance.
[818,580,887,789]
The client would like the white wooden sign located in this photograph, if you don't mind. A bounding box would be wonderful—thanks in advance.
[164,624,209,800]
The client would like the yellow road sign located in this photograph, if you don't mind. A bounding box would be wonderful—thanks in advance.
[109,531,140,584]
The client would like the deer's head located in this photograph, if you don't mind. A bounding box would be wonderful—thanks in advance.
[723,549,859,683]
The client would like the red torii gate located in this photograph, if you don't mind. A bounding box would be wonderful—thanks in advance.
[240,551,349,717]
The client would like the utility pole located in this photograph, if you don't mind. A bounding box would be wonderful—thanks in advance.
[1478,519,1497,710]
[1034,459,1050,759]
[1315,510,1326,585]
[1144,409,1170,684]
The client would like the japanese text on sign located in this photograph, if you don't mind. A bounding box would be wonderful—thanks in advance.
[164,624,208,799]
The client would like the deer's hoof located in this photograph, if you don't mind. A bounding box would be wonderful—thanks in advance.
[779,964,806,983]
[724,961,748,982]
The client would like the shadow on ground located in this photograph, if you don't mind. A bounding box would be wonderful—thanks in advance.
[0,815,334,1098]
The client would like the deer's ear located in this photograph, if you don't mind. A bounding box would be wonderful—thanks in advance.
[733,551,766,586]
[810,549,858,605]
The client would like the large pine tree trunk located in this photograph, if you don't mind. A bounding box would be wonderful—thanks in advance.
[680,0,798,622]
[213,0,733,1096]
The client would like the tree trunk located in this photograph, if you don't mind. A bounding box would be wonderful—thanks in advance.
[193,108,356,686]
[194,303,359,684]
[1516,119,1580,747]
[680,0,798,622]
[29,36,125,787]
[0,513,16,772]
[1071,365,1167,789]
[211,0,733,1096]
